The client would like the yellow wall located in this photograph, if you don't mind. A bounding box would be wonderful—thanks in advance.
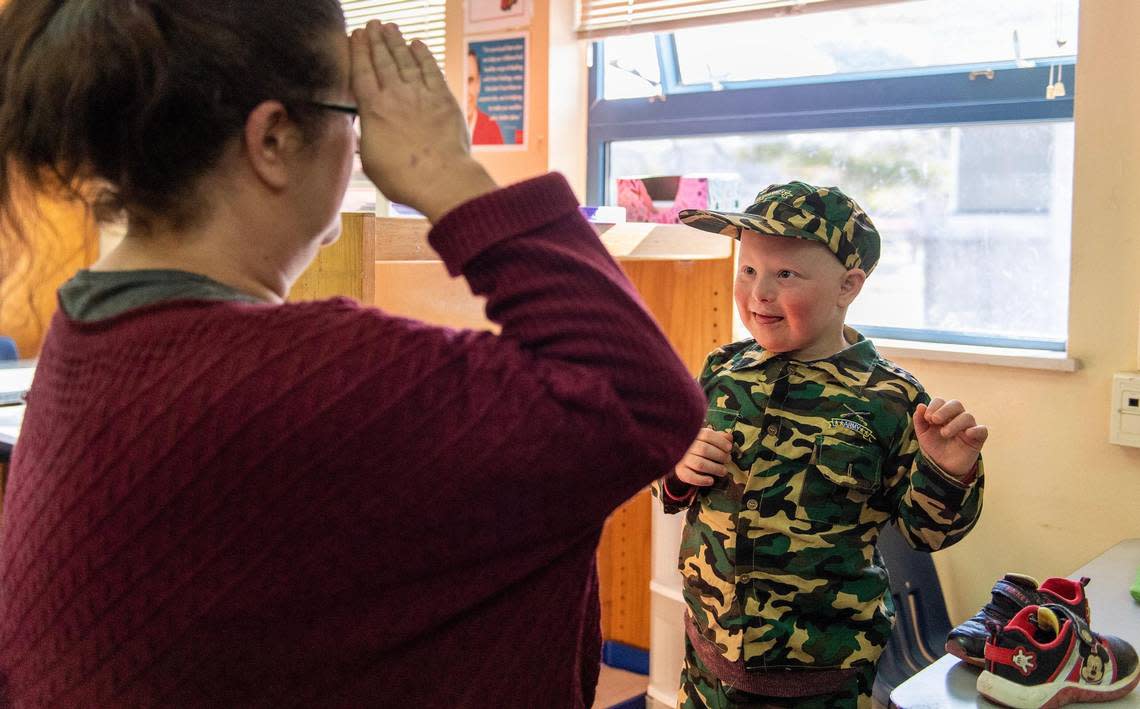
[893,0,1140,622]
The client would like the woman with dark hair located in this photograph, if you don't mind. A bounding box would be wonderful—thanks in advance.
[0,2,704,706]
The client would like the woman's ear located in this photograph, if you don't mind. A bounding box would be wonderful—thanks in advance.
[837,268,867,307]
[242,100,299,191]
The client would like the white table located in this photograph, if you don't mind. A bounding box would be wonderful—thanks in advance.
[890,538,1140,707]
[0,361,35,454]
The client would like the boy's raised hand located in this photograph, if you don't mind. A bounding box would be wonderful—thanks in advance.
[674,427,733,487]
[914,398,988,480]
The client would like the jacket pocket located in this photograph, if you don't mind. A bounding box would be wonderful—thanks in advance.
[795,435,882,526]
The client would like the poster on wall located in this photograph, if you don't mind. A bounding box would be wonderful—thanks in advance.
[466,0,530,32]
[465,34,527,150]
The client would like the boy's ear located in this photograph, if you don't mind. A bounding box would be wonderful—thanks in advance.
[243,100,301,191]
[837,268,867,307]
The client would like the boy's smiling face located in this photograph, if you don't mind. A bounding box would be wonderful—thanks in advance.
[734,230,866,361]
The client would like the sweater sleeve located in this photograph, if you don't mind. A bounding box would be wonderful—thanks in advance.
[423,172,705,516]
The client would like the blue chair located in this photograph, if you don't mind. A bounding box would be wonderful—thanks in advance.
[872,523,953,706]
[0,336,16,361]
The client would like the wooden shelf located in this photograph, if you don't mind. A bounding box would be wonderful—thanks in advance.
[594,221,732,261]
[356,214,732,264]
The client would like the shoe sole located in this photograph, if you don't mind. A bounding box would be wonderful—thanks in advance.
[976,664,1140,708]
[945,640,985,668]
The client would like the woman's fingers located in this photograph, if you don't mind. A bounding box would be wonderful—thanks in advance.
[349,20,496,221]
[411,39,446,90]
[349,28,382,105]
[381,23,419,83]
[365,22,399,87]
[353,22,434,96]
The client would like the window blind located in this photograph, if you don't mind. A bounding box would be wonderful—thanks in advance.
[340,0,447,66]
[576,0,909,39]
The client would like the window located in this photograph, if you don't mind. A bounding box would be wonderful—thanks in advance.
[340,0,446,67]
[589,0,1078,350]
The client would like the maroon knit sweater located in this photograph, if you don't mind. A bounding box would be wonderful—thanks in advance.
[0,174,704,708]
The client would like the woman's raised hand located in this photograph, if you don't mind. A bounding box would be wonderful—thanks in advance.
[350,22,496,222]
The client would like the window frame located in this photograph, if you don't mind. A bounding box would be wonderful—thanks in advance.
[587,36,1077,351]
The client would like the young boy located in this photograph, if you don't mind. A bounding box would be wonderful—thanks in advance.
[656,182,987,708]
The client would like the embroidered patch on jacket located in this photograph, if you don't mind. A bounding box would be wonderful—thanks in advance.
[830,417,876,443]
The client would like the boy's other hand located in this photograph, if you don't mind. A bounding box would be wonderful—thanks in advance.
[914,399,988,480]
[675,427,733,487]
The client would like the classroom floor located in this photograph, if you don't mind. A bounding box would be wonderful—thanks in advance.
[592,667,891,709]
[593,664,649,708]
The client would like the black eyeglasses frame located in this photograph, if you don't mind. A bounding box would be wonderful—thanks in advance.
[306,101,359,117]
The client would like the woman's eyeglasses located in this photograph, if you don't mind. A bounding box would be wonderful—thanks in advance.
[306,101,360,139]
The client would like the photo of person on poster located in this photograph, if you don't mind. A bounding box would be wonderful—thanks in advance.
[465,35,526,148]
[466,49,504,145]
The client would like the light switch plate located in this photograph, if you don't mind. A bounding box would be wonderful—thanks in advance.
[1110,372,1140,447]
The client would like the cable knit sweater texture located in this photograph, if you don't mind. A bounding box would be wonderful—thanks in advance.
[0,173,705,707]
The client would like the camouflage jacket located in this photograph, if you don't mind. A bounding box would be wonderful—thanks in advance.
[653,329,984,671]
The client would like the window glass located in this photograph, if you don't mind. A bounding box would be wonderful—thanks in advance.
[602,34,662,100]
[608,121,1074,344]
[672,0,1078,86]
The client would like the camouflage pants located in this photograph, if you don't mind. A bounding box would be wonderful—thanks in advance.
[677,636,875,709]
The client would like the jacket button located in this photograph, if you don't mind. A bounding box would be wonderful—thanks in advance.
[766,424,779,436]
[746,499,758,511]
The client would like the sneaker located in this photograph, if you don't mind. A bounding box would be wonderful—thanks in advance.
[976,604,1139,708]
[946,574,1090,667]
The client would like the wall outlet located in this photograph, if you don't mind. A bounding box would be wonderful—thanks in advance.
[1110,372,1140,448]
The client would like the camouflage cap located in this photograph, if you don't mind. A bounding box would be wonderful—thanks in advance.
[678,181,881,274]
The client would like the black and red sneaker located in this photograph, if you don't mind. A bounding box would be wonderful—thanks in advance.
[946,574,1090,667]
[976,603,1139,708]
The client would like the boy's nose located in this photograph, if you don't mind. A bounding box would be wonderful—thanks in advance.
[752,278,775,303]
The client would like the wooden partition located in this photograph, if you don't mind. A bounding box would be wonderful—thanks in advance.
[291,212,734,651]
[288,213,377,304]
